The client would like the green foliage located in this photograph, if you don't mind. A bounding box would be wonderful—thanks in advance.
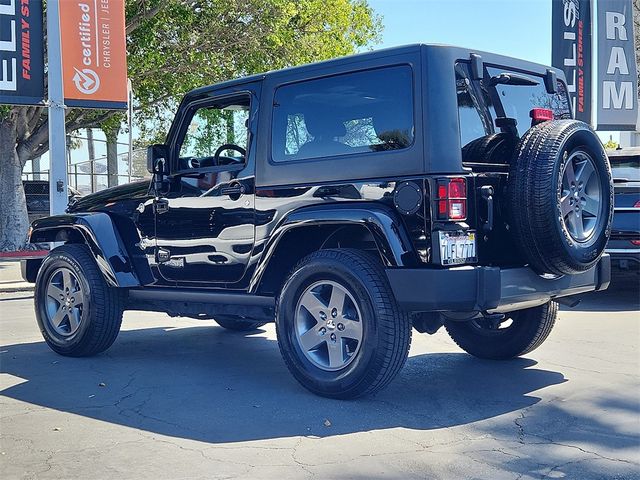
[127,0,381,143]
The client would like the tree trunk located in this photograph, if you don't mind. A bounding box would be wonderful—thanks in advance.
[0,119,30,251]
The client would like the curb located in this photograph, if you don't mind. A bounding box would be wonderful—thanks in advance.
[0,283,35,293]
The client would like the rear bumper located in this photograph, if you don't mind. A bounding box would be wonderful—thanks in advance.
[386,254,610,313]
[605,248,640,270]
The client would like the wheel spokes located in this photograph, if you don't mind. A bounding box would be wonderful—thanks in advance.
[583,194,599,216]
[294,280,363,371]
[564,157,577,185]
[45,267,84,336]
[298,327,323,351]
[576,157,595,185]
[299,292,325,318]
[51,306,67,328]
[560,194,573,217]
[47,283,64,301]
[328,284,346,313]
[326,340,344,369]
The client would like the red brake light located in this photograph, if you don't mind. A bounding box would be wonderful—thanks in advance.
[631,239,640,246]
[634,200,640,208]
[448,178,466,220]
[436,178,467,220]
[530,108,554,124]
[438,184,447,216]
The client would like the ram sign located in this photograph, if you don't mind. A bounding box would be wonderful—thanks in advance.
[0,0,44,106]
[596,0,638,130]
[552,0,592,124]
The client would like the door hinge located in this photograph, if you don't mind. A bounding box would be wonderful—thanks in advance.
[155,198,169,214]
[157,248,171,263]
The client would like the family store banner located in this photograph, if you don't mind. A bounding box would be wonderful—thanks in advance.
[59,0,127,109]
[551,0,592,124]
[0,0,44,105]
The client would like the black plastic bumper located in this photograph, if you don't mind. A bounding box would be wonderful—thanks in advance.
[386,254,611,313]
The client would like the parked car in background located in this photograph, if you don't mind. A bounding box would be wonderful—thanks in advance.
[23,180,82,225]
[606,147,640,273]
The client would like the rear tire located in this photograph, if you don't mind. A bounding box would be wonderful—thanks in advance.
[276,249,411,399]
[214,315,266,332]
[34,244,124,357]
[444,302,558,360]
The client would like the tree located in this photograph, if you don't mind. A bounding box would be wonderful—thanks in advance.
[0,0,380,250]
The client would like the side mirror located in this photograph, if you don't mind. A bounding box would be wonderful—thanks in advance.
[146,144,169,175]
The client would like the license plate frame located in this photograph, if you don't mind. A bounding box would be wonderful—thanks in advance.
[438,231,477,266]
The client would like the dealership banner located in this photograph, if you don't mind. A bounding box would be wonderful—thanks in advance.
[59,0,127,109]
[552,0,593,124]
[0,0,44,105]
[596,0,638,131]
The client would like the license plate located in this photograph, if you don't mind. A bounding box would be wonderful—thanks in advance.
[438,231,477,265]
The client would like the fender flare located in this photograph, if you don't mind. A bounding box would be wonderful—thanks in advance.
[249,203,419,293]
[29,213,140,287]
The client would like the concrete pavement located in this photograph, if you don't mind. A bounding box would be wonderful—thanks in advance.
[0,262,32,293]
[0,275,639,479]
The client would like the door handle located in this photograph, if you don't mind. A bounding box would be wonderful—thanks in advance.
[221,183,245,197]
[154,198,169,214]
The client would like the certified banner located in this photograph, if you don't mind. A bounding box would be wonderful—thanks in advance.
[596,0,638,131]
[59,0,127,109]
[552,0,593,124]
[0,0,45,106]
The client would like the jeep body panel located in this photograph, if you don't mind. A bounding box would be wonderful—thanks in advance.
[29,212,145,287]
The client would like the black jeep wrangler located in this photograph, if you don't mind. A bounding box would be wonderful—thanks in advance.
[25,45,613,399]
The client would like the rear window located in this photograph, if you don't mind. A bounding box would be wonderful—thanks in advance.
[484,65,571,137]
[271,66,414,163]
[455,62,572,165]
[610,155,640,181]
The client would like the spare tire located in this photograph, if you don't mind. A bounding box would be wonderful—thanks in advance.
[508,120,613,276]
[462,132,516,164]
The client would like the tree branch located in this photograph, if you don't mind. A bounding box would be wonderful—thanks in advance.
[126,4,163,35]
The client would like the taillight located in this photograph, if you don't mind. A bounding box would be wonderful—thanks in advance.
[436,177,467,221]
[631,239,640,246]
[530,108,554,127]
[634,201,640,208]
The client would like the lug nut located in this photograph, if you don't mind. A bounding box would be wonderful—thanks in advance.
[319,311,327,320]
[319,327,326,335]
[330,333,337,342]
[331,308,338,318]
[337,323,345,331]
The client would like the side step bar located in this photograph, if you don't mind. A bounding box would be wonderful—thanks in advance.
[128,288,275,307]
[127,288,275,320]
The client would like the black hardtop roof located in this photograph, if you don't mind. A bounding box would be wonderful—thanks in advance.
[185,43,562,99]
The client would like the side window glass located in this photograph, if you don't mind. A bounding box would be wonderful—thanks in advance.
[177,98,250,170]
[272,65,414,163]
[455,63,492,150]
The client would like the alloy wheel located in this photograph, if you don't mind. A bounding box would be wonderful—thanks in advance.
[294,280,364,371]
[44,267,86,337]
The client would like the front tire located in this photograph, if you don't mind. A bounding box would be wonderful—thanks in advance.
[34,244,124,357]
[444,302,558,360]
[276,249,411,399]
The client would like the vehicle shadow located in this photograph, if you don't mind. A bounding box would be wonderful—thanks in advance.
[1,324,567,444]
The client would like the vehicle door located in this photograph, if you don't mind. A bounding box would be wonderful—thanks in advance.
[154,86,259,286]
